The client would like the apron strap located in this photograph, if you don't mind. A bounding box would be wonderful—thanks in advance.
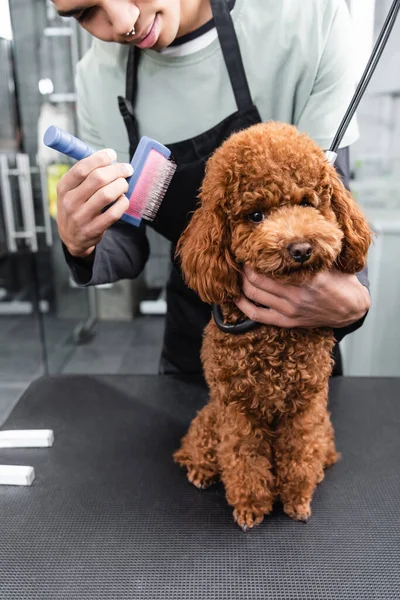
[210,0,253,111]
[118,45,141,157]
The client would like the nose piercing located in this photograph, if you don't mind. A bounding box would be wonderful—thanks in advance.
[126,26,136,36]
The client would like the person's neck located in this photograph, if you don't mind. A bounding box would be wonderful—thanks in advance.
[178,0,213,38]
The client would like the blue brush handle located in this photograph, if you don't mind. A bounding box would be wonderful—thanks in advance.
[43,126,95,161]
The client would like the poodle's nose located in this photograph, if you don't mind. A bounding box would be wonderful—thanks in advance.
[288,242,312,263]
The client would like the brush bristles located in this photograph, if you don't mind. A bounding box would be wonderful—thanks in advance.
[142,159,177,222]
[127,150,177,222]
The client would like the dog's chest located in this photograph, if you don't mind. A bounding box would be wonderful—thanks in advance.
[202,322,335,408]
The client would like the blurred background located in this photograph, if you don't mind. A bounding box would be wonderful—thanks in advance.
[0,0,399,423]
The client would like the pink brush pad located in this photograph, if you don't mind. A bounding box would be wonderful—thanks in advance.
[126,149,166,220]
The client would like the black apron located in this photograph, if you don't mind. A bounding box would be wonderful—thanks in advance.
[118,0,343,377]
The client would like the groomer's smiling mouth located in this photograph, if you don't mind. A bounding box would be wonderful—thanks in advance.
[134,18,155,43]
[131,14,161,49]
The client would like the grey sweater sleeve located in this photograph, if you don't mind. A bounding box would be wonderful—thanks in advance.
[332,147,369,343]
[64,220,150,286]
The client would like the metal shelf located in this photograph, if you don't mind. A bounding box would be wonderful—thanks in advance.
[44,27,73,37]
[49,93,77,103]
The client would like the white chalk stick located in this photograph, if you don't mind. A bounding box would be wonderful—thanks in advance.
[0,465,35,486]
[0,429,54,448]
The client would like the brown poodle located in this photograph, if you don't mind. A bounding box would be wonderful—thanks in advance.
[173,122,372,530]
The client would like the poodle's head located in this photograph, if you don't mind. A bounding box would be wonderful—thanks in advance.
[176,122,373,305]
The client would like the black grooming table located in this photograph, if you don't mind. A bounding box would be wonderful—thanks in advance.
[1,375,399,599]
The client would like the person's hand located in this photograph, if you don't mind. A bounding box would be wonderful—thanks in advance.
[236,265,370,329]
[56,149,133,258]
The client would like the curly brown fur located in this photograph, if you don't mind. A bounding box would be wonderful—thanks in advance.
[173,122,373,530]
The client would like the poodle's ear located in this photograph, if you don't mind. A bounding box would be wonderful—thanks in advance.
[176,203,241,305]
[329,171,373,273]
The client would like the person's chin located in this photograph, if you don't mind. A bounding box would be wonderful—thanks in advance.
[152,38,168,51]
[155,20,181,50]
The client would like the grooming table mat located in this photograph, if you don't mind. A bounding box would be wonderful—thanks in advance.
[0,375,399,599]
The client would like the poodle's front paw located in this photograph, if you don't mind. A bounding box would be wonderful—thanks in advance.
[187,468,215,490]
[283,501,311,523]
[174,449,217,489]
[233,507,267,532]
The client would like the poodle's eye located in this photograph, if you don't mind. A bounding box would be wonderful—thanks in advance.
[247,212,265,223]
[299,197,313,208]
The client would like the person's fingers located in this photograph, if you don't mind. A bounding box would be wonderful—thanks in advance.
[243,265,300,302]
[81,177,130,220]
[235,296,296,328]
[62,163,133,217]
[241,275,296,317]
[57,149,117,195]
[93,195,131,232]
[78,161,133,204]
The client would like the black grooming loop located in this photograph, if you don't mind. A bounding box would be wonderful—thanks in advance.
[212,303,260,334]
[213,0,400,335]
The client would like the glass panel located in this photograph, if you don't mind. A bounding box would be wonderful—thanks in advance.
[34,3,96,374]
[342,0,400,376]
[0,0,94,387]
[0,27,45,420]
